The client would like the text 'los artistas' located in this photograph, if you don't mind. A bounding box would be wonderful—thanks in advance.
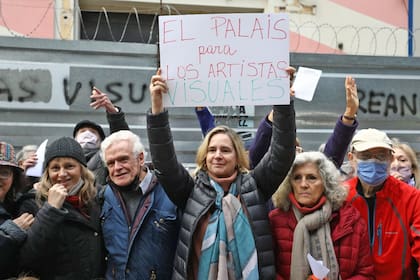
[163,61,289,81]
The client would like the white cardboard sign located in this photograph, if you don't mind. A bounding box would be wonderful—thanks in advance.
[158,13,290,107]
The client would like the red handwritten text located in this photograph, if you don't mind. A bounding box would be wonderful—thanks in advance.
[210,15,287,40]
[198,45,237,63]
[162,19,196,44]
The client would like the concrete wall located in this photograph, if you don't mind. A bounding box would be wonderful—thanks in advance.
[1,36,420,164]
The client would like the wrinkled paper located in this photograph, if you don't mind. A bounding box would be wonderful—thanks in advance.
[307,253,329,279]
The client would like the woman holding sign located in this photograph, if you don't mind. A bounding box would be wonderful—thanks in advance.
[146,69,296,279]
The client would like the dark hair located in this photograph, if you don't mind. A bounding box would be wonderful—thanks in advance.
[4,167,25,215]
[73,120,106,140]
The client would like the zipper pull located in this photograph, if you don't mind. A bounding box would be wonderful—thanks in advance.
[377,222,383,256]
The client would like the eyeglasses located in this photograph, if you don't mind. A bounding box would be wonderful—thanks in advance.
[354,151,391,162]
[0,167,13,179]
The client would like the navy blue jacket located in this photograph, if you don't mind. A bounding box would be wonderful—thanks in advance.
[101,174,180,280]
[249,114,358,169]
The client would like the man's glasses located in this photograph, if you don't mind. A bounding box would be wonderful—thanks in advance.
[0,167,13,179]
[354,151,391,162]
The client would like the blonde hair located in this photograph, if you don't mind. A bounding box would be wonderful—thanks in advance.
[392,138,420,189]
[36,163,97,207]
[272,151,348,212]
[16,272,40,280]
[194,125,249,176]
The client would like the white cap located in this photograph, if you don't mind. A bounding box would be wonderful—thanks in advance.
[351,128,393,152]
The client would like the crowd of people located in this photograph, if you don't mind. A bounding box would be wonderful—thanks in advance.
[1,67,420,280]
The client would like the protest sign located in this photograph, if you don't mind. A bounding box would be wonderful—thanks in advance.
[158,13,290,107]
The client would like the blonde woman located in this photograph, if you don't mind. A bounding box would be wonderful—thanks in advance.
[390,138,420,189]
[19,137,105,280]
[147,69,296,279]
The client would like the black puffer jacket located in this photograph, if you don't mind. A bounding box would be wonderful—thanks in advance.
[0,203,28,279]
[147,103,296,279]
[18,201,105,280]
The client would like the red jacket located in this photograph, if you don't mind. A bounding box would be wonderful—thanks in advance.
[346,176,420,280]
[269,202,374,280]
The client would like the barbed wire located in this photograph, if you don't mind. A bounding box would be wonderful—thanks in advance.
[0,2,416,56]
[0,0,54,37]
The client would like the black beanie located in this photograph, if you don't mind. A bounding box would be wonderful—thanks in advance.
[44,137,87,169]
[73,120,106,141]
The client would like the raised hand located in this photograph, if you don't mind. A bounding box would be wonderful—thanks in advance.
[344,76,359,118]
[90,87,118,113]
[150,68,168,114]
[21,152,38,171]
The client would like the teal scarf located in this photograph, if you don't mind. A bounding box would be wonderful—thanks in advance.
[197,179,259,279]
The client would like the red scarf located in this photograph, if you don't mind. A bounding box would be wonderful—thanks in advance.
[288,192,327,215]
[65,195,89,219]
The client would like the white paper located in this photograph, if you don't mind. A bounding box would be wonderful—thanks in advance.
[307,253,329,279]
[293,67,322,101]
[25,139,48,177]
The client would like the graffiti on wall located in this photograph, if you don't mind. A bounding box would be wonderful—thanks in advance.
[0,61,153,112]
[2,61,420,121]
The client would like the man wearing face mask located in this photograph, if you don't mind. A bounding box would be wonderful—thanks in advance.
[346,128,420,280]
[73,87,129,185]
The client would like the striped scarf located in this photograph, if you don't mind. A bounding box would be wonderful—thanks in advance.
[198,179,259,280]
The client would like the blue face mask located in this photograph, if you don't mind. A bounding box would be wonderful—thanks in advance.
[357,160,389,186]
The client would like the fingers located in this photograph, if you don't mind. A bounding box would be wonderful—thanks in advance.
[22,154,38,170]
[344,76,357,98]
[286,66,296,85]
[150,68,166,114]
[13,213,34,230]
[343,75,359,118]
[151,80,168,92]
[345,76,356,91]
[92,86,103,95]
[90,90,106,106]
[150,68,168,93]
[390,172,403,181]
[20,213,35,228]
[285,66,296,76]
[290,88,295,97]
[90,87,116,112]
[47,184,68,209]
